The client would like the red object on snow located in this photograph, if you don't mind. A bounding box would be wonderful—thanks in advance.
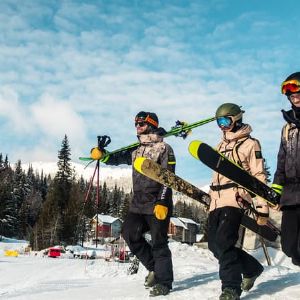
[48,247,61,258]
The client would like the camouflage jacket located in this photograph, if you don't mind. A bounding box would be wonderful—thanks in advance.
[105,132,176,215]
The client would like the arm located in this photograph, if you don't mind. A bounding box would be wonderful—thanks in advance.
[156,144,176,205]
[103,147,137,166]
[272,129,286,188]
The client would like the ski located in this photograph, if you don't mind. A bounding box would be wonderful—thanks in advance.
[79,117,215,161]
[188,140,280,207]
[133,157,279,242]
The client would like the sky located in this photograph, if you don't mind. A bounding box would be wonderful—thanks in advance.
[1,0,300,186]
[1,238,300,299]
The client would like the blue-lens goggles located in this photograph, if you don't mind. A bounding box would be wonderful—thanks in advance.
[217,116,233,128]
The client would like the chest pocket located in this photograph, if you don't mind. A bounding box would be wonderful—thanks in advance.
[132,143,166,164]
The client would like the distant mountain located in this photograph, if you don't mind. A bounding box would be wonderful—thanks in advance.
[21,161,133,192]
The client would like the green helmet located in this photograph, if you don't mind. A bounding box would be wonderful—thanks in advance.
[215,103,244,122]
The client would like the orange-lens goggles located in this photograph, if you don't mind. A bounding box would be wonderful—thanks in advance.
[281,80,300,95]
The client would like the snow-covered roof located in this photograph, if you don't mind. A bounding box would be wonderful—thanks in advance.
[93,214,121,224]
[178,217,198,225]
[170,217,188,229]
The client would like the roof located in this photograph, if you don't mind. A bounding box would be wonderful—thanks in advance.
[93,214,121,224]
[178,217,198,225]
[170,217,188,229]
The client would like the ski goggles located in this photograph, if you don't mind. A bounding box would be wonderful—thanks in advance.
[217,116,233,129]
[281,79,300,95]
[134,116,158,128]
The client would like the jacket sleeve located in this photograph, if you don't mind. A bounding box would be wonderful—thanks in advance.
[247,139,269,213]
[272,128,286,187]
[103,146,137,166]
[156,144,176,206]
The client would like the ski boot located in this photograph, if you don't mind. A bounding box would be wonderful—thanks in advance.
[241,269,263,291]
[144,271,156,289]
[149,283,170,297]
[219,288,240,300]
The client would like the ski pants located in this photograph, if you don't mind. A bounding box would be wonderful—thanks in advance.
[122,212,173,289]
[208,207,264,294]
[281,206,300,266]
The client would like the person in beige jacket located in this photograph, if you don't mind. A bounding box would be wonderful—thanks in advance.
[208,103,269,300]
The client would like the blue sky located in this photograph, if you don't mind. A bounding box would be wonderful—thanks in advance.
[0,0,299,186]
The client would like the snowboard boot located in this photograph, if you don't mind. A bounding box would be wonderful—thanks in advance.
[241,269,263,291]
[144,271,156,289]
[149,283,170,297]
[219,288,240,300]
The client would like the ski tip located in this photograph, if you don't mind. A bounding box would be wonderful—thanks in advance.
[133,157,146,174]
[188,140,202,159]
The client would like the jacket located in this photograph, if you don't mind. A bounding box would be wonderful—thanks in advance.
[209,124,268,214]
[273,109,300,207]
[105,131,176,215]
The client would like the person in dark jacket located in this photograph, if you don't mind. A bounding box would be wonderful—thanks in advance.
[92,111,175,297]
[272,72,300,266]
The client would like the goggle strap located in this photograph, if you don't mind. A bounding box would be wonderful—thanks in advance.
[135,115,158,127]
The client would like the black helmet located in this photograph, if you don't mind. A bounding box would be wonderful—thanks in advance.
[135,111,159,128]
[281,72,300,95]
[215,103,244,123]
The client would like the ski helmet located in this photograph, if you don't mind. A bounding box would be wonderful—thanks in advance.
[215,103,244,128]
[135,111,159,128]
[281,72,300,96]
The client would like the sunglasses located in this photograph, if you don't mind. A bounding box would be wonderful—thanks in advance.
[217,116,233,129]
[281,80,300,95]
[135,121,147,127]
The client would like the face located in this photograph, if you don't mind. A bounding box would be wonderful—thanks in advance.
[289,93,300,107]
[135,121,149,135]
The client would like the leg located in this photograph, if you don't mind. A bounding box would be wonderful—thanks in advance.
[281,208,300,266]
[214,207,243,295]
[122,212,154,271]
[146,215,173,289]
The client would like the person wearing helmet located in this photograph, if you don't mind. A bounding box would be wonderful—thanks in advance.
[272,72,300,266]
[93,111,175,297]
[208,103,269,300]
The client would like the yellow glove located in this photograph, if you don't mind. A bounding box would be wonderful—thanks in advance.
[90,147,104,160]
[153,204,168,220]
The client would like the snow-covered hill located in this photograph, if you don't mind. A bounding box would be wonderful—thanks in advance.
[22,161,133,192]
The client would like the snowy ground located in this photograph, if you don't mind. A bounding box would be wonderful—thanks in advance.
[0,239,299,300]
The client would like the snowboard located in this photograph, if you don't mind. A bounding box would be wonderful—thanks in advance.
[188,140,280,207]
[133,157,279,242]
[79,116,215,162]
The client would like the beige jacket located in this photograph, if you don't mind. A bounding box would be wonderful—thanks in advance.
[209,124,269,214]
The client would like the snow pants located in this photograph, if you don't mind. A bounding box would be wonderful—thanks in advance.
[208,207,264,294]
[122,212,173,289]
[281,205,300,266]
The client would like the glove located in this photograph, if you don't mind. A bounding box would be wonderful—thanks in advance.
[90,147,104,160]
[256,215,268,226]
[153,204,168,220]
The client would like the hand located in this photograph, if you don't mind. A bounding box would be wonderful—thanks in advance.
[153,204,168,220]
[90,147,104,160]
[257,216,268,226]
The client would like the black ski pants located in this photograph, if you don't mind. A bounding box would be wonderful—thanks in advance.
[122,212,173,289]
[281,205,300,266]
[208,207,263,294]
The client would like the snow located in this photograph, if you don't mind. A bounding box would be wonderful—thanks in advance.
[1,238,300,300]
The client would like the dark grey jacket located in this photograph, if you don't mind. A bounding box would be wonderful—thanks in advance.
[105,132,176,215]
[273,110,300,207]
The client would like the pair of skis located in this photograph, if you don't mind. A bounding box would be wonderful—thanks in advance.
[79,117,215,162]
[133,139,281,242]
